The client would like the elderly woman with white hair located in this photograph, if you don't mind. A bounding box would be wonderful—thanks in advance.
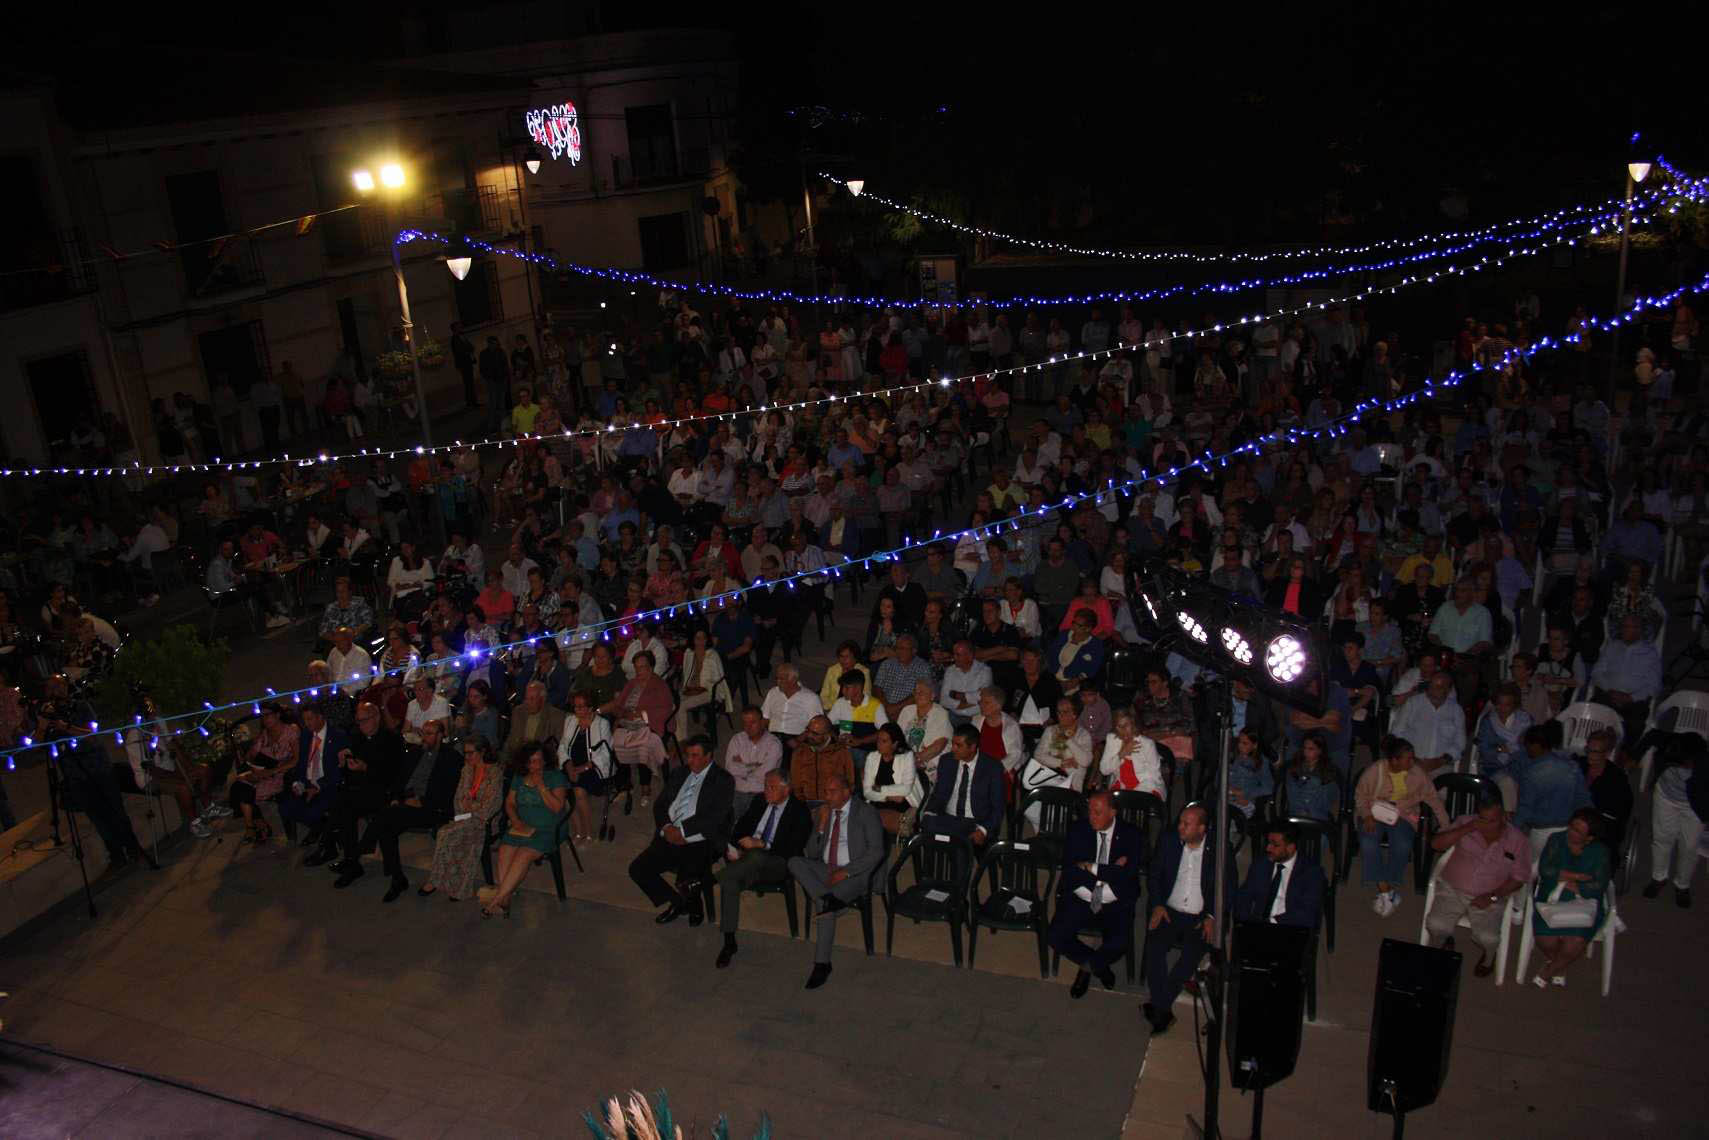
[972,686,1025,774]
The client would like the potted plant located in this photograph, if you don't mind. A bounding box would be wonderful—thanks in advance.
[94,624,231,779]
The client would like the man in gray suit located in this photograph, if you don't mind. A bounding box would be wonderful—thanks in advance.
[788,772,883,990]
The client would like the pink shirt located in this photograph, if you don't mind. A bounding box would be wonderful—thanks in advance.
[1440,816,1534,896]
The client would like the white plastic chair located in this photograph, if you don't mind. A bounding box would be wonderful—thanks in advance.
[1417,842,1517,985]
[1555,701,1624,753]
[1645,689,1709,741]
[1515,857,1619,997]
[1463,705,1491,776]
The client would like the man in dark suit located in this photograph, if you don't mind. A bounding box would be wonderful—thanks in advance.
[277,703,347,845]
[716,769,812,968]
[628,735,735,926]
[1049,791,1144,998]
[921,724,1004,846]
[787,772,885,989]
[359,718,465,902]
[1143,804,1229,1035]
[1234,820,1326,930]
[315,700,408,888]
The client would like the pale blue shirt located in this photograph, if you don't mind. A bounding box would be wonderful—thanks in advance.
[1428,601,1492,652]
[667,765,710,842]
[1591,639,1663,702]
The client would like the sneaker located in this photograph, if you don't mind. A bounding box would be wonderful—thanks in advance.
[1371,892,1392,917]
[189,818,212,839]
[1677,887,1693,909]
[202,802,233,819]
[1643,880,1664,899]
[1387,889,1403,913]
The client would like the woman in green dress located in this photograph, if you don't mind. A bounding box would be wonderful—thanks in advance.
[1530,808,1610,989]
[480,742,568,918]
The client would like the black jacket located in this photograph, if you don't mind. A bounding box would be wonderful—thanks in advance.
[652,763,736,851]
[730,794,812,860]
[411,743,465,818]
[1147,830,1234,921]
[344,727,408,799]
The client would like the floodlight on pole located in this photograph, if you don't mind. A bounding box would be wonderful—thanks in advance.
[1265,634,1308,684]
[352,169,376,192]
[380,163,406,189]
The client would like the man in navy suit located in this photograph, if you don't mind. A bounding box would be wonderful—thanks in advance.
[1049,791,1143,998]
[1142,803,1229,1035]
[276,703,347,844]
[921,725,1004,846]
[1234,820,1326,930]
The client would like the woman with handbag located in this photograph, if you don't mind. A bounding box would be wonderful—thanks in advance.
[1355,735,1449,918]
[1529,808,1610,989]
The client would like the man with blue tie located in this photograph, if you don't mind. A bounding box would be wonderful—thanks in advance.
[788,772,884,989]
[921,725,1005,846]
[715,769,812,969]
[628,736,735,927]
[1142,804,1229,1035]
[1049,791,1144,998]
[1234,820,1326,931]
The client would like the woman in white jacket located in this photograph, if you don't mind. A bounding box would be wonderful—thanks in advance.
[973,687,1026,772]
[674,627,730,739]
[864,723,922,834]
[557,693,614,843]
[1099,708,1164,799]
[895,679,953,781]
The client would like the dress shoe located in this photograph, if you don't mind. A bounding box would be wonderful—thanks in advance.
[687,907,705,927]
[805,963,832,990]
[1643,880,1664,899]
[655,901,686,925]
[716,938,738,969]
[1473,954,1494,978]
[303,847,338,868]
[383,876,409,903]
[333,865,364,889]
[1070,970,1091,999]
[1149,1010,1176,1036]
[1678,887,1693,909]
[1095,965,1117,991]
[818,896,847,916]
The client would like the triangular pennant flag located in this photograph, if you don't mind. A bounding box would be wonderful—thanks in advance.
[295,214,316,236]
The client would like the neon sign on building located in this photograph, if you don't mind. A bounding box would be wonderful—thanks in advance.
[524,102,583,165]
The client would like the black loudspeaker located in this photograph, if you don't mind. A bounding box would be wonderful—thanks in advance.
[1226,920,1309,1090]
[1368,938,1461,1116]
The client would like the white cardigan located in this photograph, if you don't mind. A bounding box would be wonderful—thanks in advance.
[1099,733,1164,797]
[895,702,954,779]
[557,713,615,778]
[677,647,734,714]
[974,712,1026,772]
[1031,724,1094,791]
[863,749,923,808]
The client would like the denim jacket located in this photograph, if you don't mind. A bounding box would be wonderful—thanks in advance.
[1514,750,1593,831]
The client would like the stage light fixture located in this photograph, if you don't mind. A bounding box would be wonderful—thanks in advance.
[1177,609,1208,644]
[1221,626,1254,667]
[1266,634,1308,684]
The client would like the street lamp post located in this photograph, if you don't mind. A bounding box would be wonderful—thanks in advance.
[355,162,435,447]
[1608,159,1652,406]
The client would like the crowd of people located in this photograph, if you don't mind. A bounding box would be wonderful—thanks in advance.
[1,284,1706,1011]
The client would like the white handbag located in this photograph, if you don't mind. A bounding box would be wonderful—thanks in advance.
[1535,882,1598,930]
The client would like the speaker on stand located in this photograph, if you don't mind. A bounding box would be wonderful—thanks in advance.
[1226,920,1310,1139]
[1368,937,1461,1138]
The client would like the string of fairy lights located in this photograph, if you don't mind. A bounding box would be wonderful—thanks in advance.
[6,176,1687,485]
[819,158,1702,264]
[8,269,1708,765]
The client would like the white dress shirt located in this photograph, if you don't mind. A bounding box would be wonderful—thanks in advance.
[944,759,978,819]
[1167,839,1207,915]
[1268,855,1296,922]
[821,801,852,867]
[1390,694,1467,762]
[326,644,373,695]
[666,766,710,842]
[761,685,823,735]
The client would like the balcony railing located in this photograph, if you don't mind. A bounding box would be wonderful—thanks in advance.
[0,227,97,314]
[610,148,712,190]
[181,235,264,297]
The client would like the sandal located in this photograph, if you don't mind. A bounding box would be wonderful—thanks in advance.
[418,885,438,897]
[481,901,510,919]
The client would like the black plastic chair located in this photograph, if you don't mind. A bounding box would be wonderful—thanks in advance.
[1016,786,1087,858]
[479,774,580,903]
[1415,772,1500,889]
[1104,646,1145,711]
[1110,788,1168,860]
[747,875,802,938]
[884,831,975,965]
[968,839,1059,977]
[804,864,879,955]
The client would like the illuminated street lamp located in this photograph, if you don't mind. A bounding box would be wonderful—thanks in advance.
[846,178,865,197]
[445,255,473,281]
[1608,157,1652,404]
[351,169,376,192]
[353,161,435,445]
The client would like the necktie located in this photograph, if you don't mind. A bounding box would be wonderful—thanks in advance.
[1095,828,1109,866]
[956,763,973,818]
[759,805,777,846]
[826,808,842,871]
[307,734,322,782]
[1265,863,1285,921]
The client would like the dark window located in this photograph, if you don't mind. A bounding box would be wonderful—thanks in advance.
[625,104,677,182]
[198,321,271,400]
[454,260,503,327]
[25,349,97,454]
[637,213,691,271]
[0,154,93,311]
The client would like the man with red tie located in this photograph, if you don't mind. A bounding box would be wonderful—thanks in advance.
[787,772,883,990]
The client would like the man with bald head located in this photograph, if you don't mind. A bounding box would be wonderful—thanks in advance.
[505,679,566,753]
[1142,803,1231,1035]
[787,771,883,989]
[1049,790,1144,999]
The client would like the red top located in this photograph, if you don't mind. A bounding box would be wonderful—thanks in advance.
[979,719,1007,762]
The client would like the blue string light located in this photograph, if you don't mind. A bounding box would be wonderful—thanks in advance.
[821,164,1700,264]
[6,270,1706,763]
